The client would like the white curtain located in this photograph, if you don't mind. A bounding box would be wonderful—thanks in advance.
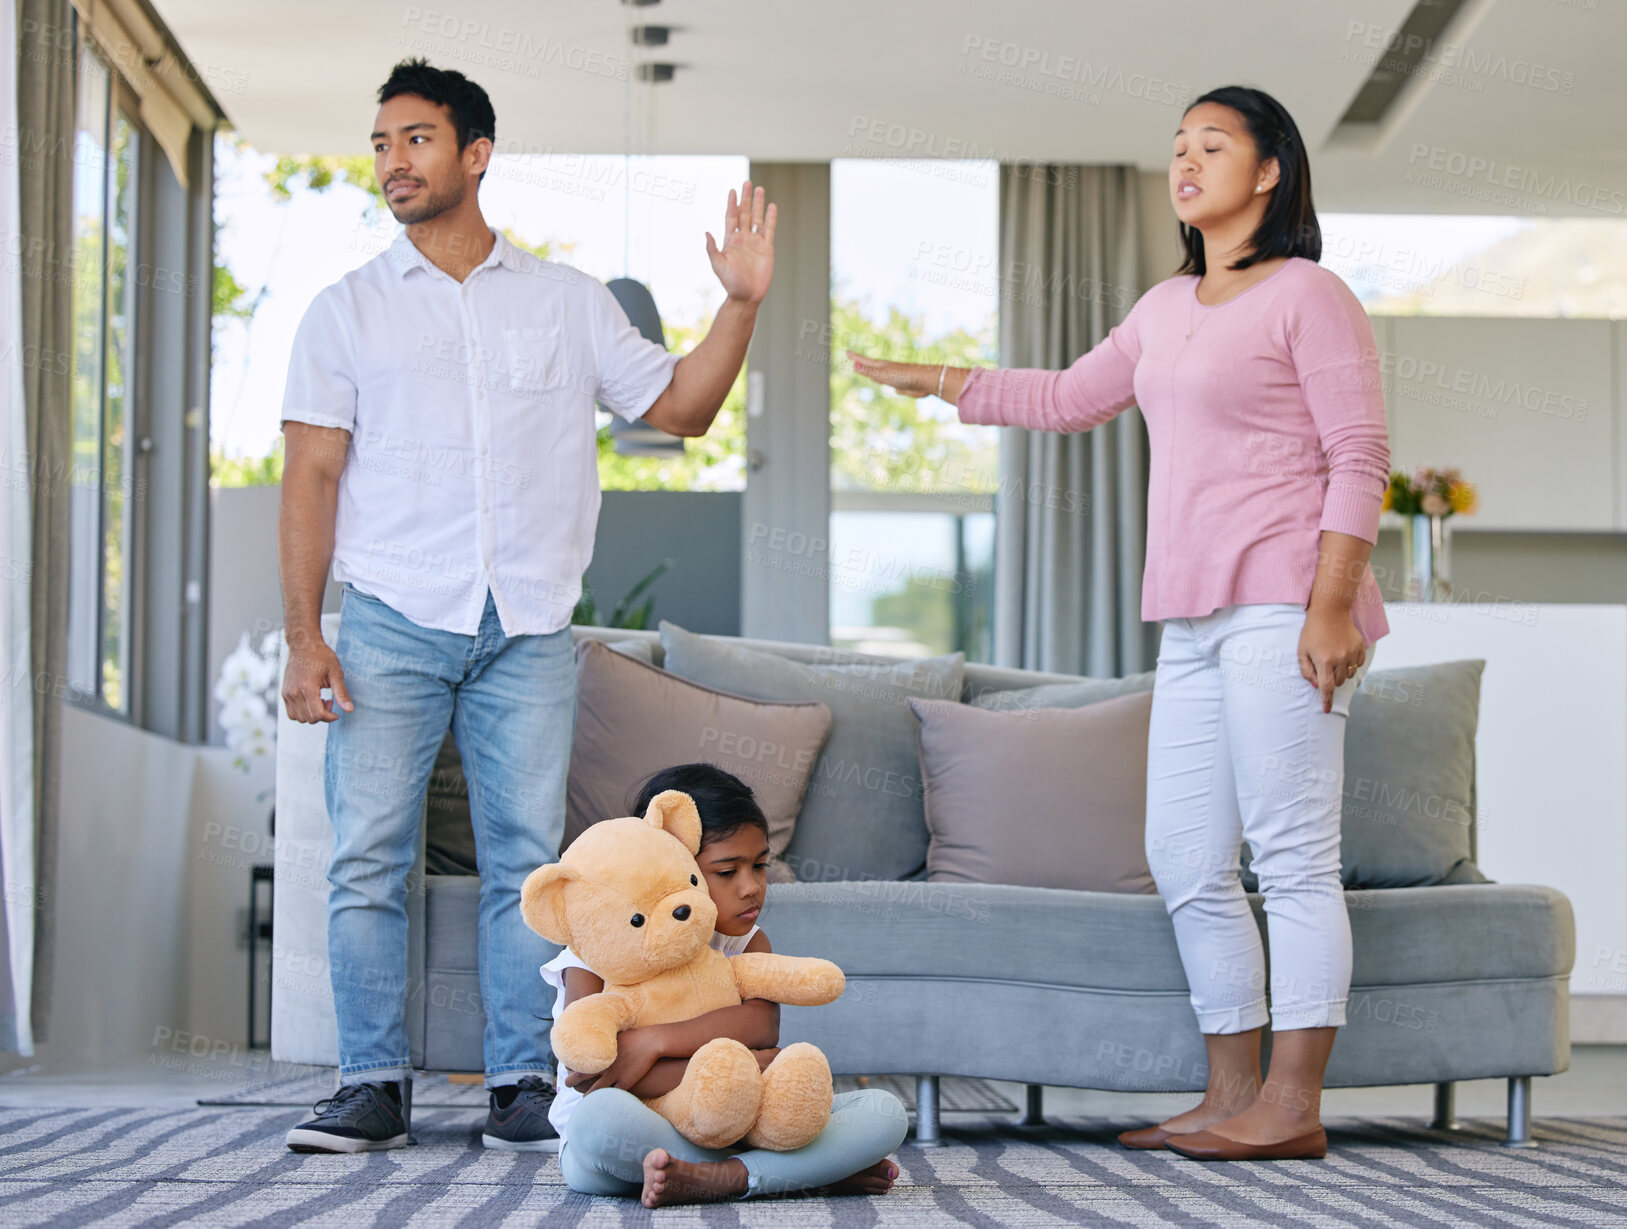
[2,0,39,1055]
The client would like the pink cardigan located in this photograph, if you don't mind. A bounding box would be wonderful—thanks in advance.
[958,256,1391,645]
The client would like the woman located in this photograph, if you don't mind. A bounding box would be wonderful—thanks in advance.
[849,85,1390,1163]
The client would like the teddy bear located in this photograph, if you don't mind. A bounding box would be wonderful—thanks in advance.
[520,789,847,1150]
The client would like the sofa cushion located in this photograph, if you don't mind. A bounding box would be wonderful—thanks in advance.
[762,880,1572,1088]
[1339,659,1489,888]
[910,693,1157,894]
[564,639,833,881]
[603,637,656,664]
[1240,659,1490,891]
[763,880,1571,997]
[968,670,1157,712]
[659,620,965,883]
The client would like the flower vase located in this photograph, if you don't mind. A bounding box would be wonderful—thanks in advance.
[1401,513,1453,602]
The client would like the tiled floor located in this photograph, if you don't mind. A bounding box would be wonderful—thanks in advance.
[4,1046,1624,1122]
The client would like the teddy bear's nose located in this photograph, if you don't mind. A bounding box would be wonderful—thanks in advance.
[672,904,692,921]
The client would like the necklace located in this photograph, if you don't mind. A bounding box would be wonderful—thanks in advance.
[1189,258,1289,337]
[1186,290,1209,342]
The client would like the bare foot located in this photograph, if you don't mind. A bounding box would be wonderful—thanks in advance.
[810,1159,899,1197]
[640,1149,749,1208]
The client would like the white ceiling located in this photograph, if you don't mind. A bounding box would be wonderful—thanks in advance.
[155,0,1626,216]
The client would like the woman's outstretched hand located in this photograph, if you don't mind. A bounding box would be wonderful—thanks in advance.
[847,350,964,403]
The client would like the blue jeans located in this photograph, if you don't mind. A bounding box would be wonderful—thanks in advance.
[1144,602,1373,1034]
[559,1088,908,1198]
[324,582,575,1088]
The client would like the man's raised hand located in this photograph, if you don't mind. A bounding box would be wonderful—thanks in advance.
[706,179,775,304]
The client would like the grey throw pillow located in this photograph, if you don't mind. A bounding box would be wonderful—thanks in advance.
[910,693,1158,894]
[1241,659,1489,890]
[604,638,656,664]
[971,671,1157,713]
[1340,659,1489,888]
[659,621,965,882]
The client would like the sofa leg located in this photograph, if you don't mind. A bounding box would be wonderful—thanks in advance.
[1016,1084,1046,1127]
[1504,1076,1537,1149]
[914,1075,943,1147]
[1430,1082,1460,1131]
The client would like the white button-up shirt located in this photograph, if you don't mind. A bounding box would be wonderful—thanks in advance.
[281,228,678,636]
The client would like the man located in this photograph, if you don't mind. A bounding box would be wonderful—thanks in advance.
[278,57,774,1153]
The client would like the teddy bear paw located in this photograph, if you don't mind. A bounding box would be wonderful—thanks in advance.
[655,1037,763,1150]
[742,1042,833,1151]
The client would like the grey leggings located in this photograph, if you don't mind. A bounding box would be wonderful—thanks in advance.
[559,1087,908,1199]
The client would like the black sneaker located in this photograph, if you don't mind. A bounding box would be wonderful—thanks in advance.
[285,1078,413,1153]
[482,1076,560,1151]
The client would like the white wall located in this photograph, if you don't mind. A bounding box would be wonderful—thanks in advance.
[186,746,277,1049]
[15,706,274,1070]
[1374,604,1627,1043]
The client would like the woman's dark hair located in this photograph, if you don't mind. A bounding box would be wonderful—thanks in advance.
[630,763,769,848]
[377,58,496,181]
[1175,85,1320,277]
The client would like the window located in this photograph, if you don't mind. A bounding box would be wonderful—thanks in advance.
[829,158,1000,660]
[67,42,141,714]
[1322,213,1627,318]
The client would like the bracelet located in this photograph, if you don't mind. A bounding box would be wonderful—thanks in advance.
[937,363,947,399]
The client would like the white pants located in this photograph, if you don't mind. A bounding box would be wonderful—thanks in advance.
[1145,603,1373,1034]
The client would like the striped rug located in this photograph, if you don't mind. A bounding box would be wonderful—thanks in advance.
[197,1068,1017,1113]
[2,1107,1625,1226]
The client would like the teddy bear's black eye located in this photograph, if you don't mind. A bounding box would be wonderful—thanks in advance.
[630,913,645,928]
[690,875,698,886]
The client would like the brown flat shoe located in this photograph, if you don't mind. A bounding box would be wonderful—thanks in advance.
[1164,1126,1328,1161]
[1117,1125,1176,1150]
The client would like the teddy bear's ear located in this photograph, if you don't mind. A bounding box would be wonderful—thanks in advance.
[520,863,575,945]
[643,789,702,855]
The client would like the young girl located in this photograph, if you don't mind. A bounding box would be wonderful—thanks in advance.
[544,763,909,1207]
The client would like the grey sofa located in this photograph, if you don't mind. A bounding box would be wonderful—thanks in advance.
[273,617,1574,1146]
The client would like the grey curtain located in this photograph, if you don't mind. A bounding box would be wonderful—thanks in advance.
[9,0,75,1050]
[991,164,1161,678]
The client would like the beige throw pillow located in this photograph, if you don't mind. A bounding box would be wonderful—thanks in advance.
[908,692,1157,894]
[565,640,833,882]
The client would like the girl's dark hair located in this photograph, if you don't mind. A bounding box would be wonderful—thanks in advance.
[377,57,496,181]
[1175,85,1320,277]
[630,763,769,847]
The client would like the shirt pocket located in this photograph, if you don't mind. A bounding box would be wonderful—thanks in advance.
[502,322,576,399]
